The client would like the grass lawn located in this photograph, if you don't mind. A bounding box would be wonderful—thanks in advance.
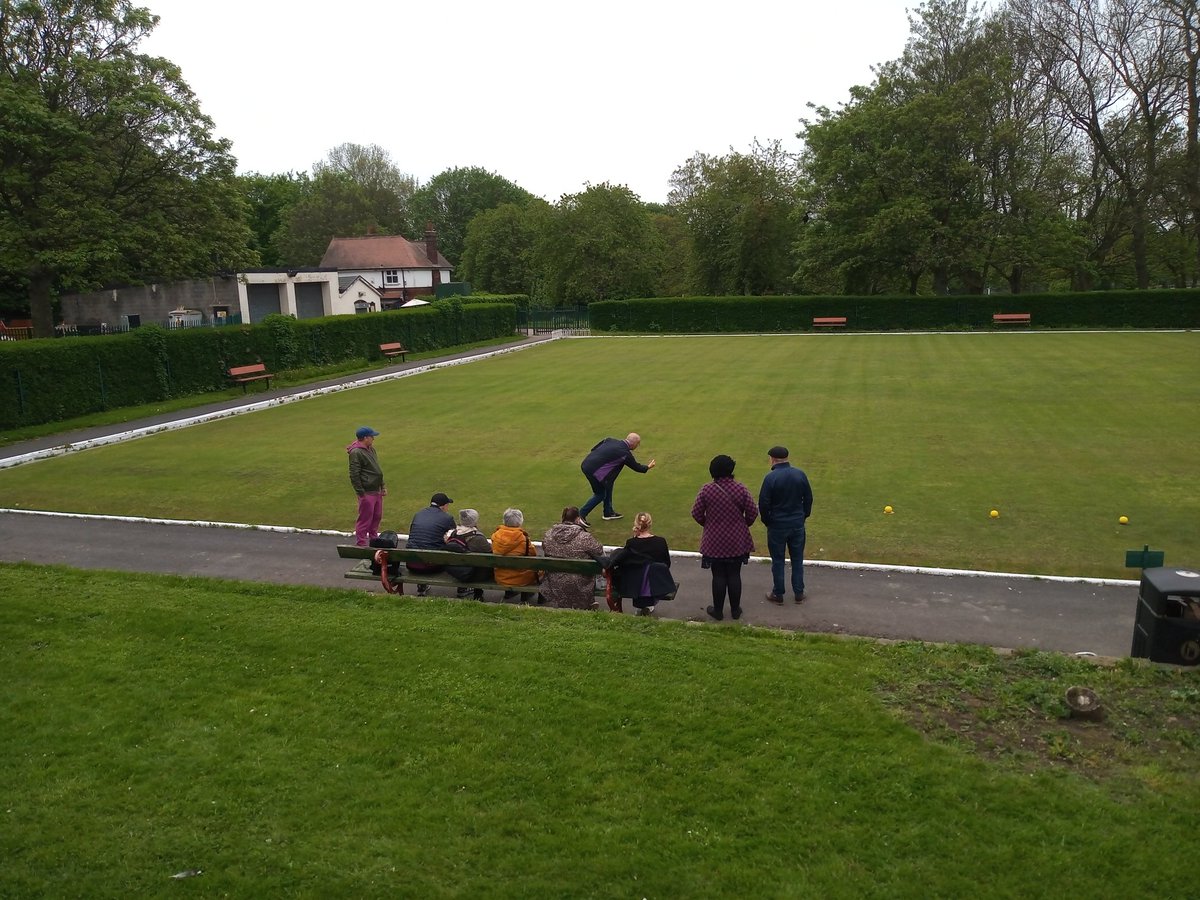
[0,337,517,449]
[2,564,1197,897]
[0,333,1196,578]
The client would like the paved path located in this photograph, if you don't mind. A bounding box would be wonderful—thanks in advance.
[0,511,1137,658]
[0,337,1140,658]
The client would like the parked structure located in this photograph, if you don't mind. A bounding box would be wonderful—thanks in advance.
[320,224,452,309]
[55,226,453,331]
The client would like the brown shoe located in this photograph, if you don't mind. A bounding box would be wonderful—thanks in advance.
[795,593,806,603]
[765,593,784,604]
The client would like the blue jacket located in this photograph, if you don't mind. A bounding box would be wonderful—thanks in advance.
[407,505,455,550]
[758,462,813,528]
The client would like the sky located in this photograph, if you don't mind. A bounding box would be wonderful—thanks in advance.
[141,0,915,205]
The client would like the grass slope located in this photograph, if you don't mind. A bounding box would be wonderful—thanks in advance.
[0,333,1196,577]
[2,565,1197,897]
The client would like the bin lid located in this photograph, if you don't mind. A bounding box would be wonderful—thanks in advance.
[1142,567,1200,596]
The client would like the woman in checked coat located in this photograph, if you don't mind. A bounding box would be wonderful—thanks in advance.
[691,454,758,621]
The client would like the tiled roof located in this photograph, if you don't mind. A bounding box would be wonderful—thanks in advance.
[320,235,451,270]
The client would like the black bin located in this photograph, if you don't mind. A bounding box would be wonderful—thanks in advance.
[1130,567,1200,665]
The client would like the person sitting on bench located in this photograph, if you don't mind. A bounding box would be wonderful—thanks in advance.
[541,506,606,610]
[406,492,454,596]
[610,511,674,616]
[491,507,541,602]
[443,508,492,600]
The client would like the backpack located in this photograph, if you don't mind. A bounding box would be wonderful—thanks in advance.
[445,529,488,582]
[369,531,401,577]
[444,530,472,554]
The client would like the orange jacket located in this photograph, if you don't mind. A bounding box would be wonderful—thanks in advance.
[490,524,539,586]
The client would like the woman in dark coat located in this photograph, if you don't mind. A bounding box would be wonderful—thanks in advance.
[612,511,675,616]
[691,455,758,621]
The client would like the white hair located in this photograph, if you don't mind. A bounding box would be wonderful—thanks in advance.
[503,507,524,526]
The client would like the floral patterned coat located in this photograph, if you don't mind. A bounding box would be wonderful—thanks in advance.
[541,522,604,609]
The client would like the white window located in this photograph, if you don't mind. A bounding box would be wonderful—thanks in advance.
[384,269,400,285]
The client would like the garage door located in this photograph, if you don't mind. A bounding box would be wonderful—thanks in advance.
[247,284,281,323]
[295,283,325,319]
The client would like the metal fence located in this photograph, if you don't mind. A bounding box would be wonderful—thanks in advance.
[0,315,245,341]
[516,306,591,335]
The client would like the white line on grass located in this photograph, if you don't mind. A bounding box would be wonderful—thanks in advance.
[0,508,1138,587]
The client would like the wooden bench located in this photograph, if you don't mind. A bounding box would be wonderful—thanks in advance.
[228,363,273,392]
[337,544,605,602]
[379,342,408,361]
[813,316,847,328]
[993,313,1031,326]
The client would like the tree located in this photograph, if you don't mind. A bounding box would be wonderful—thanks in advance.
[649,209,697,297]
[272,143,417,266]
[1011,0,1183,288]
[536,184,663,305]
[409,167,533,266]
[0,0,255,336]
[236,171,309,268]
[458,200,548,294]
[315,142,415,234]
[796,0,1086,294]
[669,141,801,295]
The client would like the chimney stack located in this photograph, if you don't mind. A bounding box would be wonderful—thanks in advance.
[424,222,441,288]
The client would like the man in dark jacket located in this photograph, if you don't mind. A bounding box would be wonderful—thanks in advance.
[407,492,454,596]
[758,445,813,604]
[347,426,385,547]
[579,432,656,525]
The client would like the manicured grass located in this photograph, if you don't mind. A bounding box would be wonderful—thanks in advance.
[2,564,1197,897]
[0,337,515,448]
[0,333,1196,578]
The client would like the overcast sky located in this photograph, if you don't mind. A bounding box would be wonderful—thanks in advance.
[142,1,916,205]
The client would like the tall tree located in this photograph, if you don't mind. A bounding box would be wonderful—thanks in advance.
[409,166,533,266]
[1012,0,1183,288]
[0,0,254,336]
[236,171,309,268]
[314,142,415,235]
[458,200,548,295]
[272,143,417,266]
[536,183,663,305]
[669,141,800,295]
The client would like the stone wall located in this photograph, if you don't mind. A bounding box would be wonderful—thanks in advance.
[60,278,241,328]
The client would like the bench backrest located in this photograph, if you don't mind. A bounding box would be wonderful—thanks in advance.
[380,342,405,350]
[229,363,267,376]
[337,544,601,576]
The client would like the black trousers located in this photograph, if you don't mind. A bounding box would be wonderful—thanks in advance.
[708,558,744,614]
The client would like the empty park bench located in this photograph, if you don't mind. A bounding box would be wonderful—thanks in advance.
[992,313,1031,326]
[337,544,605,602]
[227,362,273,392]
[813,316,847,328]
[379,341,408,361]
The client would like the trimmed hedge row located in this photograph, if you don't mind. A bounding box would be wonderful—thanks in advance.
[0,303,516,430]
[460,293,533,311]
[589,291,1200,333]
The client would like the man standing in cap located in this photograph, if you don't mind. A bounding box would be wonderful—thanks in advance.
[347,426,386,547]
[406,493,455,596]
[579,432,656,526]
[758,445,813,604]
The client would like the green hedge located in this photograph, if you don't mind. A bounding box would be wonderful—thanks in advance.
[460,293,533,311]
[589,291,1200,333]
[0,304,516,430]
